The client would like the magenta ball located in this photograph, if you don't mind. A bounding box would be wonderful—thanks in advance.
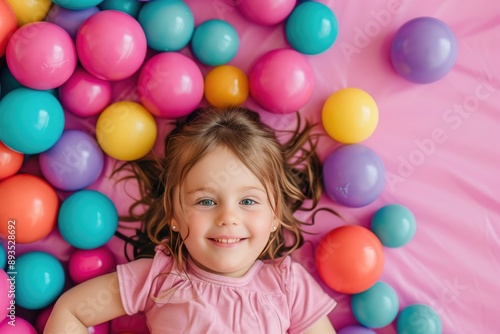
[35,306,53,333]
[88,322,110,334]
[391,17,457,83]
[0,269,12,323]
[249,48,314,114]
[338,325,376,334]
[76,10,147,81]
[323,144,386,207]
[6,22,77,90]
[46,5,100,39]
[0,317,37,333]
[59,67,112,117]
[237,0,296,26]
[39,130,105,191]
[138,52,204,118]
[68,246,116,284]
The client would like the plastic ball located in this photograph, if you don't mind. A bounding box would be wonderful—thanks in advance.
[0,269,13,323]
[138,52,204,118]
[59,67,112,117]
[0,88,65,154]
[100,0,143,18]
[316,225,384,294]
[52,0,104,10]
[46,5,100,39]
[322,88,379,144]
[204,65,249,108]
[88,322,111,334]
[6,22,77,90]
[0,244,5,269]
[397,304,442,334]
[191,19,239,66]
[15,251,65,310]
[5,0,51,26]
[39,130,105,191]
[138,0,194,51]
[391,17,457,84]
[0,141,24,180]
[371,204,416,247]
[351,281,399,328]
[323,144,385,207]
[58,190,118,249]
[237,0,296,26]
[96,101,157,161]
[68,246,116,284]
[76,10,147,81]
[0,316,37,333]
[249,48,314,114]
[0,174,59,244]
[285,1,338,55]
[0,0,17,56]
[35,306,53,333]
[338,325,376,334]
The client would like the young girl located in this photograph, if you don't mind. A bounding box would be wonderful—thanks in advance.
[44,106,337,333]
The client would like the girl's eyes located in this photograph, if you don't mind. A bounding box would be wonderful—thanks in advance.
[198,199,215,206]
[240,198,257,206]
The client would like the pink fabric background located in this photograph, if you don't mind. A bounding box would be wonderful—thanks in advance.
[10,0,499,333]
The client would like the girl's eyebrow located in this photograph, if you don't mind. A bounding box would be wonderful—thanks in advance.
[186,185,266,195]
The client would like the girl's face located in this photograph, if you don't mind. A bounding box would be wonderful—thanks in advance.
[172,147,278,278]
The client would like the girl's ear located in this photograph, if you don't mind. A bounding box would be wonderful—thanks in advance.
[170,218,178,232]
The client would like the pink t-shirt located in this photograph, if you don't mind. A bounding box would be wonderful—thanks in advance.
[116,246,336,334]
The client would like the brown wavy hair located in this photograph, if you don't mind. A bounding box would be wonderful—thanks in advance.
[115,106,323,269]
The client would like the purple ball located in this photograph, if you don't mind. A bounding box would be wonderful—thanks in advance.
[39,130,105,191]
[390,17,457,83]
[338,325,376,334]
[46,5,100,39]
[323,144,385,207]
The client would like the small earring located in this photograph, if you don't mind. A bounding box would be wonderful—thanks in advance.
[172,225,177,230]
[272,226,277,231]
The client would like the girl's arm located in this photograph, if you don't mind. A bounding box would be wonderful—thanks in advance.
[304,316,337,334]
[44,272,126,334]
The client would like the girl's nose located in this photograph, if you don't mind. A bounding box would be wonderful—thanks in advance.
[216,204,239,226]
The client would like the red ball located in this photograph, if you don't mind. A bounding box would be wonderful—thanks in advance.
[68,246,117,284]
[316,225,384,294]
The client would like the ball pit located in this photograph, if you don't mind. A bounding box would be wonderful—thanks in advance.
[0,2,497,333]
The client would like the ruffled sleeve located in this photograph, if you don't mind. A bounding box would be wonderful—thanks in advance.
[283,257,337,334]
[116,246,175,315]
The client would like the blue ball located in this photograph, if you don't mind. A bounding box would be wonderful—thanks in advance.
[285,1,339,55]
[351,281,399,328]
[397,304,442,334]
[371,204,416,247]
[138,0,194,51]
[0,88,65,154]
[0,242,5,270]
[58,190,118,249]
[99,0,144,18]
[52,0,103,10]
[15,251,65,310]
[191,19,239,66]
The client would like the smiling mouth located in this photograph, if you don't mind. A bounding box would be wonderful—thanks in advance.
[211,238,243,244]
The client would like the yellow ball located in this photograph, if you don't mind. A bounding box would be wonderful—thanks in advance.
[6,0,52,26]
[96,101,157,161]
[322,87,379,144]
[204,65,249,108]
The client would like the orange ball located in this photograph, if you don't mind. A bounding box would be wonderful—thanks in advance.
[0,0,17,57]
[0,174,59,244]
[204,65,249,108]
[0,141,24,180]
[316,225,384,294]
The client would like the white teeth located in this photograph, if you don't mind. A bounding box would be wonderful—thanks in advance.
[214,238,241,244]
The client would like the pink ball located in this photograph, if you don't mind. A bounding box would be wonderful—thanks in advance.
[88,322,110,334]
[35,306,53,333]
[59,67,112,117]
[249,48,315,114]
[0,269,13,323]
[138,52,204,118]
[237,0,296,26]
[76,10,147,81]
[0,317,37,333]
[6,21,77,90]
[69,246,117,284]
